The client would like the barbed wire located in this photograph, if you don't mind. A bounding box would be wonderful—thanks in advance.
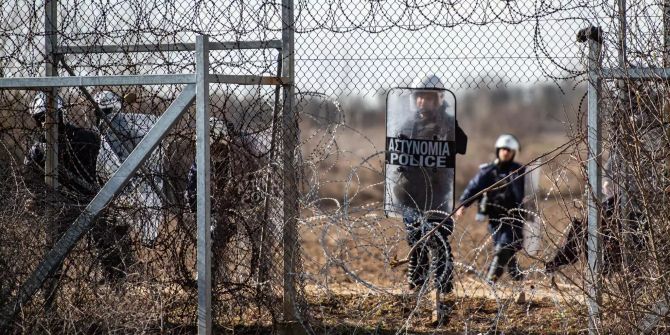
[0,0,669,333]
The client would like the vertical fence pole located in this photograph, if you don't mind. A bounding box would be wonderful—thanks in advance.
[615,0,633,275]
[665,0,670,67]
[618,0,627,67]
[664,0,670,191]
[195,35,212,335]
[43,0,60,313]
[586,37,603,335]
[44,0,58,189]
[281,0,299,330]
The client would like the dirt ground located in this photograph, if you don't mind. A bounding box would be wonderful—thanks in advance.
[297,197,590,334]
[304,289,587,334]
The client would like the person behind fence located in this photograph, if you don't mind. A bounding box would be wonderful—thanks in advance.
[393,75,467,325]
[23,92,131,291]
[184,118,239,255]
[544,157,648,275]
[184,117,271,284]
[94,90,165,246]
[455,134,525,283]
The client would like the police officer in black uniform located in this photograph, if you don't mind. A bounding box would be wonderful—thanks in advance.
[456,134,525,283]
[392,75,467,325]
[24,92,131,289]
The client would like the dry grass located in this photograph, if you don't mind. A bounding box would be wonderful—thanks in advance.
[296,114,593,333]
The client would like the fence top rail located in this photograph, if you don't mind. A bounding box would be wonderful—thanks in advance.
[598,67,670,80]
[57,40,283,55]
[0,74,197,88]
[208,74,291,85]
[0,74,290,88]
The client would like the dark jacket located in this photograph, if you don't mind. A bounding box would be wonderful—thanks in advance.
[24,123,100,197]
[392,104,467,217]
[459,160,525,217]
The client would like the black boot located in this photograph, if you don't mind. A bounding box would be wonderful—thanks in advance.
[487,245,514,283]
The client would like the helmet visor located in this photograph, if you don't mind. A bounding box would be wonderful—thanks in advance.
[411,89,445,112]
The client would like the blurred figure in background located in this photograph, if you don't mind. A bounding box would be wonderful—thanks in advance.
[184,117,276,288]
[455,134,526,284]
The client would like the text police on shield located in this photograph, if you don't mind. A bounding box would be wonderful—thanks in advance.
[386,137,455,168]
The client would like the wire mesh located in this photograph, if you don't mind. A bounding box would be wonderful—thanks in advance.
[1,0,669,334]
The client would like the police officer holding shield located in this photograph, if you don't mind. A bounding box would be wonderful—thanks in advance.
[455,134,526,283]
[391,75,467,325]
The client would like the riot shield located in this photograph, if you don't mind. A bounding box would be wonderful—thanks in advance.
[97,112,166,244]
[522,160,542,256]
[384,87,457,219]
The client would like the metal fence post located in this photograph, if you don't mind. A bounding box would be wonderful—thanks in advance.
[586,35,603,335]
[665,0,670,67]
[617,0,627,68]
[281,0,300,331]
[44,0,58,190]
[195,35,212,335]
[42,0,61,313]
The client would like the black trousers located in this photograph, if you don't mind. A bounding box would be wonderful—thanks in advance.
[46,195,133,286]
[486,214,524,282]
[403,209,454,294]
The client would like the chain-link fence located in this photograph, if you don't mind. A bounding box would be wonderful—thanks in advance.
[1,0,669,334]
